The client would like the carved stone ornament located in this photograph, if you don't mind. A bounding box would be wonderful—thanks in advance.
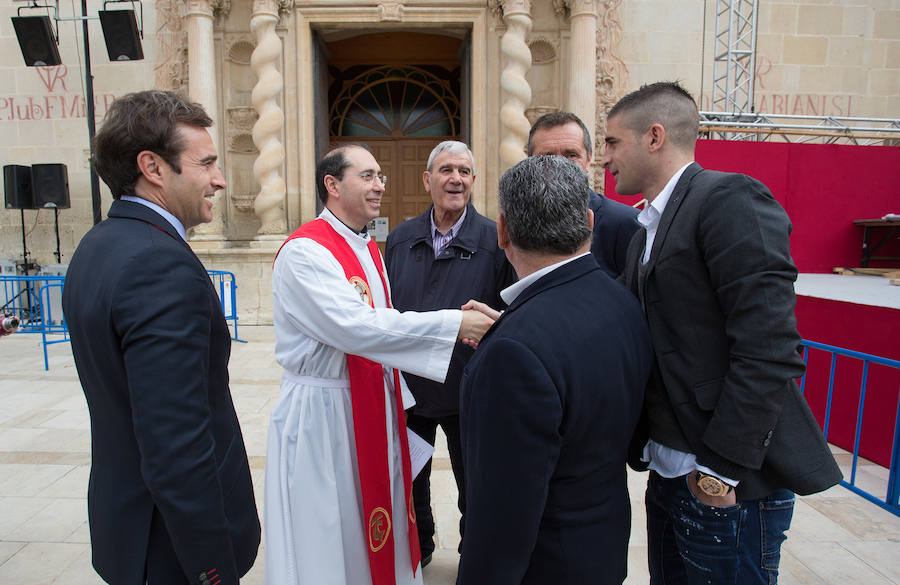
[594,0,628,187]
[278,0,294,19]
[155,0,187,91]
[525,106,559,125]
[228,106,260,133]
[227,39,256,64]
[379,2,403,21]
[230,134,257,153]
[231,194,256,212]
[211,0,231,17]
[490,0,531,19]
[566,0,599,17]
[552,0,567,16]
[252,0,292,20]
[528,37,557,64]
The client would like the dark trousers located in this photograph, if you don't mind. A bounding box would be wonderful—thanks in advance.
[646,471,795,585]
[407,412,466,556]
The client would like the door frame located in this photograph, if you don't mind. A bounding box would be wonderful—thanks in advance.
[292,5,488,228]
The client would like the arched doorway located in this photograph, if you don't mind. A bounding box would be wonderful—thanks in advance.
[324,32,465,241]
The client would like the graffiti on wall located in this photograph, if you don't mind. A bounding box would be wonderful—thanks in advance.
[0,66,118,121]
[697,56,855,117]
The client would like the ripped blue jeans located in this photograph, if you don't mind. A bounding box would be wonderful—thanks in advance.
[646,471,795,585]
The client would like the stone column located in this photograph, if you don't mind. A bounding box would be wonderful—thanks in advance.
[185,0,226,245]
[499,0,533,172]
[567,0,599,148]
[249,0,288,243]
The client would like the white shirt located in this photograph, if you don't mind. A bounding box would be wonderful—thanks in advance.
[500,253,589,305]
[637,163,738,487]
[120,195,187,241]
[636,163,691,264]
[431,207,467,258]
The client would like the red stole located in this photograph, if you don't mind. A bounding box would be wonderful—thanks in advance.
[276,218,420,584]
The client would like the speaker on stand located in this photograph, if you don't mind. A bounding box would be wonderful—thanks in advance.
[31,164,69,263]
[3,165,35,279]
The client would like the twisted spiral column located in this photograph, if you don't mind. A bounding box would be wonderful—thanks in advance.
[499,0,533,172]
[250,0,287,236]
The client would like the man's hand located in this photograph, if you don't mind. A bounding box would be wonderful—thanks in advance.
[457,301,497,348]
[461,299,502,321]
[687,472,737,508]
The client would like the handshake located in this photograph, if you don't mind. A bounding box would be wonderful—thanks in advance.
[457,300,502,348]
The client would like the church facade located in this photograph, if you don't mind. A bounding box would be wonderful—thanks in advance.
[2,0,897,323]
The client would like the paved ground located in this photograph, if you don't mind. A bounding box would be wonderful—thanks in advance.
[1,325,899,584]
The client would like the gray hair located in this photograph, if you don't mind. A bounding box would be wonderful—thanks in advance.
[498,156,592,255]
[426,140,475,174]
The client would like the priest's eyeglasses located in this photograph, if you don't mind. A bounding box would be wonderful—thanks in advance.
[356,172,388,185]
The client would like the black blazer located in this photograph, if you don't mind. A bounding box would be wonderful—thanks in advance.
[62,200,260,585]
[588,190,640,278]
[623,162,841,500]
[458,255,652,585]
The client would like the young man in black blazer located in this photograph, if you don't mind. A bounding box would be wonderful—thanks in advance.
[63,91,260,585]
[605,81,841,585]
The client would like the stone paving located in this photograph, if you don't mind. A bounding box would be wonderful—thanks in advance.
[1,325,898,584]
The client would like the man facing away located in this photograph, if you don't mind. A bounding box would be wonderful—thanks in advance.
[62,90,260,585]
[264,143,494,585]
[527,111,640,277]
[603,81,842,584]
[385,140,515,566]
[457,156,653,585]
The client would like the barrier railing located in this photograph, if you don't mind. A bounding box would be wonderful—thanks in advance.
[39,282,69,371]
[800,339,900,516]
[2,269,245,368]
[207,270,244,342]
[0,275,66,332]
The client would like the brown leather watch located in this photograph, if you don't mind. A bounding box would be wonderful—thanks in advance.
[694,471,734,497]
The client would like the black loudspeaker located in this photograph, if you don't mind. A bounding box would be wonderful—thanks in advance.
[11,16,62,67]
[98,11,144,62]
[31,164,70,209]
[4,165,34,209]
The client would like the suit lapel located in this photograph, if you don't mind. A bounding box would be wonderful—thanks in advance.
[643,162,703,278]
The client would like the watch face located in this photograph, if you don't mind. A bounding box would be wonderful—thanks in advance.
[697,474,728,497]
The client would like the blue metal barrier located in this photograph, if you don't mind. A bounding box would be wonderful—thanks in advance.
[800,339,900,516]
[207,270,245,343]
[38,283,69,370]
[0,275,66,332]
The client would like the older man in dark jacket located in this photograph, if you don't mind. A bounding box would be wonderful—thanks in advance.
[385,140,515,565]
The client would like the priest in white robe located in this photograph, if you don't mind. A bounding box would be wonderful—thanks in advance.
[265,144,493,585]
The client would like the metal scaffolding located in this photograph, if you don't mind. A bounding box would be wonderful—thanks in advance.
[699,112,900,146]
[711,0,759,114]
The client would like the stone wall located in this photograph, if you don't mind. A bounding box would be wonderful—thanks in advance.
[0,2,157,268]
[1,0,897,326]
[617,0,899,119]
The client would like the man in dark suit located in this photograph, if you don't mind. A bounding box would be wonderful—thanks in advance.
[603,82,841,584]
[527,111,640,277]
[62,91,260,585]
[457,155,652,585]
[385,141,514,565]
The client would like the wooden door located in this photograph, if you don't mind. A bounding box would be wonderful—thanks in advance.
[359,138,442,250]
